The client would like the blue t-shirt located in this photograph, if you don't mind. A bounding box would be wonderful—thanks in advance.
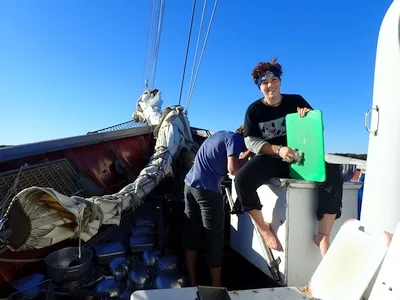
[184,130,243,193]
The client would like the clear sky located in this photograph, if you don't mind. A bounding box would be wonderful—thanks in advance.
[0,0,393,153]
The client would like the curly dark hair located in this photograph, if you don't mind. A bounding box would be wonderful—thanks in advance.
[235,125,244,136]
[235,125,248,152]
[251,57,283,84]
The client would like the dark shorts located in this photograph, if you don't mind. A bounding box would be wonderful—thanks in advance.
[234,155,343,220]
[316,163,343,220]
[182,184,225,268]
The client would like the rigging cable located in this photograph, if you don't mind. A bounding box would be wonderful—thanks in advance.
[149,0,165,89]
[142,0,157,90]
[146,0,161,90]
[141,0,164,91]
[185,0,219,112]
[186,0,208,109]
[178,0,198,106]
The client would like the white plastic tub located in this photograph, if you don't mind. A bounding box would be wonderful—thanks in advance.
[230,178,362,287]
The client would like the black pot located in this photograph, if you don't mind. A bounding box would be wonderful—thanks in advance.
[45,247,92,282]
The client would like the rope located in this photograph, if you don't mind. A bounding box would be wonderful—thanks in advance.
[0,164,26,215]
[141,0,156,90]
[149,0,165,89]
[186,0,219,112]
[77,205,83,259]
[143,0,157,89]
[178,0,198,106]
[150,0,160,86]
[186,0,208,107]
[0,164,27,253]
[142,0,165,91]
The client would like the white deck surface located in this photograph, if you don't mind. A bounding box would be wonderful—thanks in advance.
[130,287,310,300]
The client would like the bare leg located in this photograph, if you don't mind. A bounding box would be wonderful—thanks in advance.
[314,213,337,257]
[248,209,280,251]
[209,267,222,287]
[185,250,197,286]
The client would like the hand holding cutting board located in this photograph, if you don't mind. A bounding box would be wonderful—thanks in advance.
[286,110,327,182]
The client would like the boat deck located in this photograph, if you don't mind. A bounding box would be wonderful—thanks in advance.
[5,194,280,299]
[131,286,311,300]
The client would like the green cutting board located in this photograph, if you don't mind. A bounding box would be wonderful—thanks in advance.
[286,110,326,182]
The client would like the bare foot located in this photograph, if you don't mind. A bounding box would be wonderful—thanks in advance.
[314,233,330,257]
[259,223,280,251]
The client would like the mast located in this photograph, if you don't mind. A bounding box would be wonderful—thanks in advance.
[360,0,400,235]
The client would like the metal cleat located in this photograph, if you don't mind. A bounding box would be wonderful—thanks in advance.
[293,151,304,164]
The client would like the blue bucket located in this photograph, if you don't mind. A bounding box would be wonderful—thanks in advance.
[357,173,365,219]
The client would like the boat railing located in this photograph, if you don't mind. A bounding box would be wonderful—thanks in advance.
[88,120,148,134]
[0,125,152,164]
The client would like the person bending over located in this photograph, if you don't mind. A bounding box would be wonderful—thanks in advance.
[182,129,246,287]
[235,125,253,160]
[234,58,344,257]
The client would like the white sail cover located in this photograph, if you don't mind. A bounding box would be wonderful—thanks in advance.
[123,105,193,207]
[4,97,193,251]
[132,89,163,125]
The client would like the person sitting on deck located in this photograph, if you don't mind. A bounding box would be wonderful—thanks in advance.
[182,128,247,287]
[234,58,344,257]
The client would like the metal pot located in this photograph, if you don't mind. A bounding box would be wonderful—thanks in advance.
[155,255,178,274]
[95,278,121,298]
[120,290,132,299]
[45,247,92,282]
[109,257,130,281]
[129,266,151,290]
[8,279,54,300]
[139,248,161,267]
[153,270,185,289]
[131,225,155,236]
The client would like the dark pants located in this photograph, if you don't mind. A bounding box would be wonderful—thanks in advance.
[183,184,225,268]
[234,155,343,220]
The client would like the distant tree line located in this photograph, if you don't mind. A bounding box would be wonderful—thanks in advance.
[332,153,367,160]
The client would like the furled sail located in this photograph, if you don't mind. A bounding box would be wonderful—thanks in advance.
[133,89,163,125]
[1,92,193,252]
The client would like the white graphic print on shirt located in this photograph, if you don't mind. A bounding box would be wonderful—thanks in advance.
[258,116,286,140]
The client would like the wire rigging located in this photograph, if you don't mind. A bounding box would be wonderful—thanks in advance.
[178,0,198,106]
[142,0,165,91]
[149,0,165,89]
[186,0,208,109]
[185,0,219,112]
[142,0,156,90]
[140,0,219,111]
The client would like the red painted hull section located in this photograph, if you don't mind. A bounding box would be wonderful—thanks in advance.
[0,133,155,296]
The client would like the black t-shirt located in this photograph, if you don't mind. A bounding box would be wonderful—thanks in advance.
[244,93,313,147]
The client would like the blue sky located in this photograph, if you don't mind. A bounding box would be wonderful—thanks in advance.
[0,0,393,153]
